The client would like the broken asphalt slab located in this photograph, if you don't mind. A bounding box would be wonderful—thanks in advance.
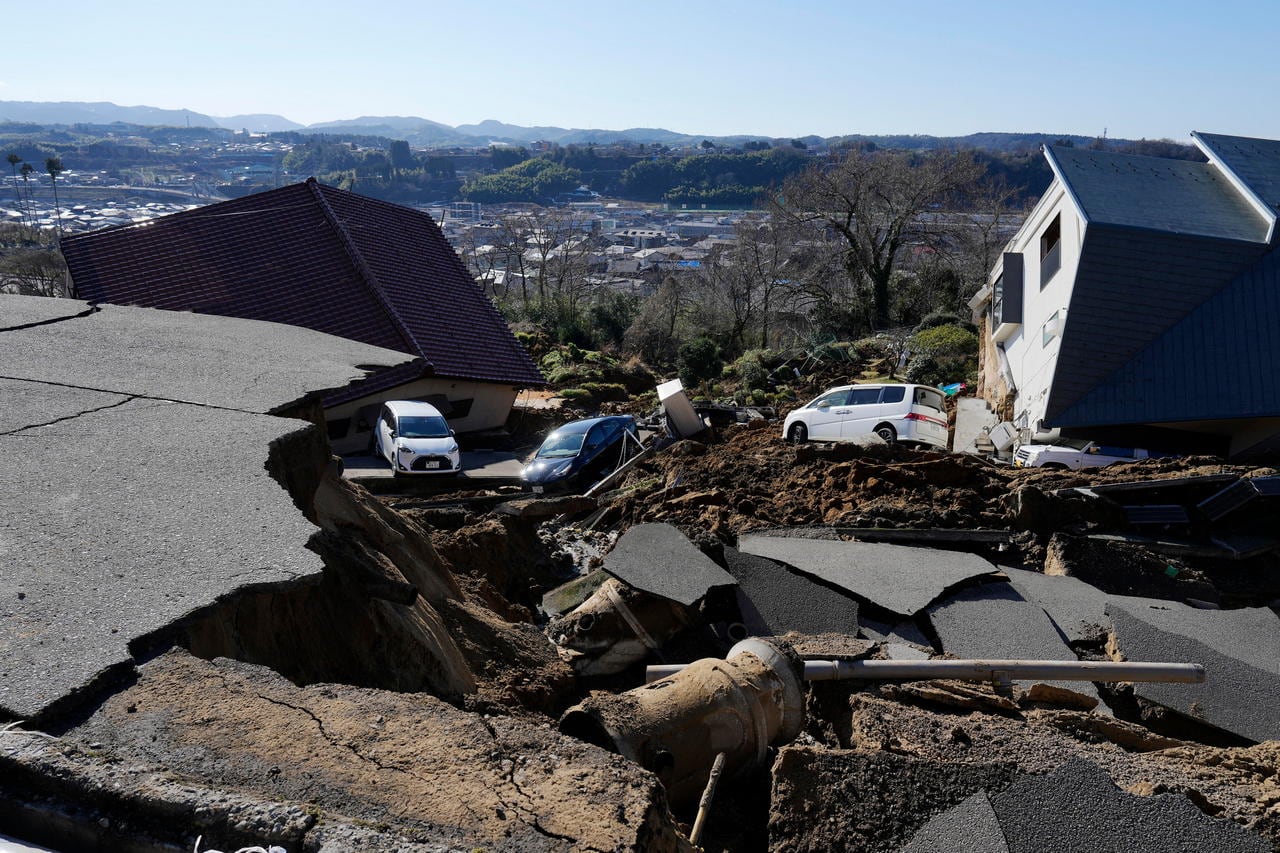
[926,583,1101,708]
[1106,601,1280,743]
[604,522,736,606]
[0,295,419,723]
[768,746,1020,853]
[723,547,860,637]
[898,791,1009,853]
[987,759,1269,853]
[25,649,687,852]
[738,533,999,618]
[0,398,324,721]
[0,295,415,414]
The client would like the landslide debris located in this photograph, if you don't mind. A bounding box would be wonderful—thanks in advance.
[20,649,689,852]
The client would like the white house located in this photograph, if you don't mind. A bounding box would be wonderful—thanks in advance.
[974,133,1280,459]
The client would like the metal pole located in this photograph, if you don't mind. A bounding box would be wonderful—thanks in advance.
[646,658,1205,685]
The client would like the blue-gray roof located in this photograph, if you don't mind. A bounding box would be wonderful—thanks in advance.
[1053,246,1280,431]
[1195,131,1280,215]
[1047,146,1271,243]
[1044,225,1268,424]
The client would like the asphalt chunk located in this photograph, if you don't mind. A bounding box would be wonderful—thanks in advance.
[1106,602,1280,743]
[604,522,737,606]
[927,583,1100,708]
[724,547,859,636]
[990,759,1269,853]
[899,790,1009,853]
[738,534,998,618]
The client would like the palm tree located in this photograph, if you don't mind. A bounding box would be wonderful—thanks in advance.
[20,162,34,224]
[44,156,64,240]
[6,153,23,227]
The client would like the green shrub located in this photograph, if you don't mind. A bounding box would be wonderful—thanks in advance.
[903,355,945,387]
[749,390,769,406]
[677,337,723,389]
[909,324,978,359]
[579,382,628,402]
[915,311,972,333]
[851,337,889,362]
[731,350,771,391]
[558,388,593,402]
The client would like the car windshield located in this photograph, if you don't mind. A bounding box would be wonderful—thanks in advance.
[397,415,451,439]
[1055,437,1093,450]
[537,430,587,458]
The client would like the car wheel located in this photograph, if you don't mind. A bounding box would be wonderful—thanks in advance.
[874,423,897,443]
[788,423,808,444]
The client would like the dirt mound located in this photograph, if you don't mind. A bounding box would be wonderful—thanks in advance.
[595,425,1258,547]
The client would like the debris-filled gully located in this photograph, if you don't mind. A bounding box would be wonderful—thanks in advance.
[4,410,1280,852]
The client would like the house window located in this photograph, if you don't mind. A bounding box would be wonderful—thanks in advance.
[1040,214,1061,287]
[1042,310,1061,346]
[995,253,1024,325]
[326,417,351,441]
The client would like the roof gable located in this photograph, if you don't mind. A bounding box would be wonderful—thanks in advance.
[1054,245,1280,428]
[62,180,544,387]
[1045,146,1270,243]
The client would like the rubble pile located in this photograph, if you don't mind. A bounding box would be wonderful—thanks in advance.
[4,293,1280,851]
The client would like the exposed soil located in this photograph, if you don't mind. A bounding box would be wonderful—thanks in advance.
[58,649,689,852]
[9,404,1279,851]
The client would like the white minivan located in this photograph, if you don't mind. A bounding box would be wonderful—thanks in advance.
[374,400,462,475]
[781,383,949,450]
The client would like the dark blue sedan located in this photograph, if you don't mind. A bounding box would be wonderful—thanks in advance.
[522,415,640,492]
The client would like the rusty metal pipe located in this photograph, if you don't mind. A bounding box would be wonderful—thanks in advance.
[646,658,1206,684]
[559,638,804,808]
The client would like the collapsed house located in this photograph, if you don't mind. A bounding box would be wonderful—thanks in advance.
[972,132,1280,458]
[59,179,545,453]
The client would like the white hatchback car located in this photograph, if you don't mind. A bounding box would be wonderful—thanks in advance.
[373,400,461,475]
[782,383,949,450]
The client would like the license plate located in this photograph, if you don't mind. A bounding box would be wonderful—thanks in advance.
[533,485,545,494]
[424,461,440,469]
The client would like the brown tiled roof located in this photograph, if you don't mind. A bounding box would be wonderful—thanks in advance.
[61,179,544,388]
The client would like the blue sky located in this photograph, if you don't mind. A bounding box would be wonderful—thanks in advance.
[6,0,1278,141]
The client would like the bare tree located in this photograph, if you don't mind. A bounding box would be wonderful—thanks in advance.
[0,247,69,297]
[772,147,985,329]
[693,215,809,352]
[494,206,601,319]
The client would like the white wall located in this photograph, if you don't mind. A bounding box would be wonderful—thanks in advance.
[988,181,1086,437]
[326,378,521,454]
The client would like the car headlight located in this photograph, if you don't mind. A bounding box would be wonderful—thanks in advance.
[553,461,573,475]
[448,444,459,453]
[398,445,414,454]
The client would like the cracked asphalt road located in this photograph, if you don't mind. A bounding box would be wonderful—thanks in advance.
[0,294,415,722]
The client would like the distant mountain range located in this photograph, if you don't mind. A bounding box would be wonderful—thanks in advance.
[0,99,1122,151]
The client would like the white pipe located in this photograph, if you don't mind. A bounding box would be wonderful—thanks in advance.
[645,658,1205,685]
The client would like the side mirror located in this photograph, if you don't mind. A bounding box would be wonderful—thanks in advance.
[450,429,456,436]
[389,430,397,439]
